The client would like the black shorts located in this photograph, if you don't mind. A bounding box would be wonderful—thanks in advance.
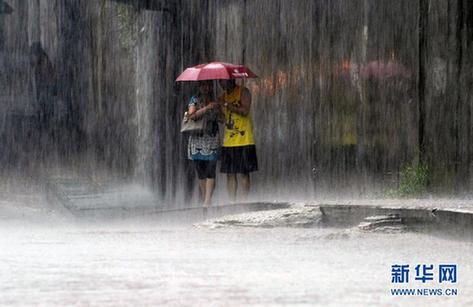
[220,145,258,174]
[194,160,217,179]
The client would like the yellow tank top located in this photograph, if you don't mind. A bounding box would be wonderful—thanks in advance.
[222,85,255,147]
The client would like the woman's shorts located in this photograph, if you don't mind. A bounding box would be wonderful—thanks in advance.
[220,145,258,174]
[194,160,217,179]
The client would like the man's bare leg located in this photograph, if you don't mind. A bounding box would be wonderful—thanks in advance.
[239,173,250,200]
[227,174,237,202]
[203,178,215,207]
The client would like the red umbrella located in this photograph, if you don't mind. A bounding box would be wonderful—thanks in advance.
[176,61,257,81]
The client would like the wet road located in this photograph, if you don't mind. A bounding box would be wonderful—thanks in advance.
[0,220,472,306]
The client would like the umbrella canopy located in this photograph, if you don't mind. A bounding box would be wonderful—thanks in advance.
[176,61,257,81]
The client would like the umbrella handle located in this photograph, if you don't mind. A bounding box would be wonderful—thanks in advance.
[213,80,217,101]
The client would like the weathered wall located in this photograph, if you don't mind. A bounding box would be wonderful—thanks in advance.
[421,0,473,192]
[212,0,420,196]
[1,0,473,201]
[0,0,65,170]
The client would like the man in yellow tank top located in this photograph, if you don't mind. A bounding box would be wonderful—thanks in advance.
[219,79,258,201]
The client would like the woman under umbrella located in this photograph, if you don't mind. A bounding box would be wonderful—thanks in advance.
[186,80,220,207]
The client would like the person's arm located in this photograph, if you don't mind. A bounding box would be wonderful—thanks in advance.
[224,87,251,116]
[187,101,218,120]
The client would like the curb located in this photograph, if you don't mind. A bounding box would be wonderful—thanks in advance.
[318,204,473,239]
